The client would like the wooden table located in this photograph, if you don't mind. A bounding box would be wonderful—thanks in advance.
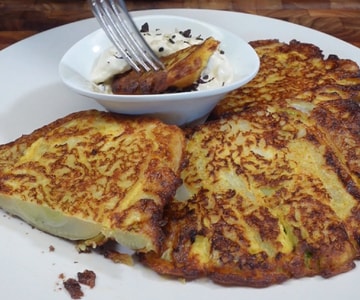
[1,0,359,50]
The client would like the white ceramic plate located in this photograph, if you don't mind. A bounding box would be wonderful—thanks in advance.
[0,9,359,300]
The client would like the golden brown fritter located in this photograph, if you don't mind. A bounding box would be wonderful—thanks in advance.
[139,39,360,286]
[139,105,359,286]
[211,39,360,119]
[0,110,185,253]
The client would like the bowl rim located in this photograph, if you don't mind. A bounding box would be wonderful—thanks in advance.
[59,14,260,103]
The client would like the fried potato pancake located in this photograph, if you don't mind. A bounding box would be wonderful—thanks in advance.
[0,110,185,253]
[139,39,360,286]
[111,37,219,94]
[211,39,360,119]
[139,105,359,286]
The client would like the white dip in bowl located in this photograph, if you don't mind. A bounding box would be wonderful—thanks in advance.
[59,15,260,126]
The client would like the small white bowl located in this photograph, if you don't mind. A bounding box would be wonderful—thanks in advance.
[59,15,259,126]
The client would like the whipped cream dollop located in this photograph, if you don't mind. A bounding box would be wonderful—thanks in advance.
[91,25,233,92]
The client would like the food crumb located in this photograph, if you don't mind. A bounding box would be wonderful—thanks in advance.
[63,278,84,299]
[77,270,96,288]
[61,270,96,299]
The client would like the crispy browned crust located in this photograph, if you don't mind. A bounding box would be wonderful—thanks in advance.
[210,39,360,119]
[309,99,360,255]
[139,105,358,286]
[0,110,186,252]
[311,99,360,191]
[139,39,360,286]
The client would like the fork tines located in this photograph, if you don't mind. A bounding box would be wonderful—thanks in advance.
[90,0,164,72]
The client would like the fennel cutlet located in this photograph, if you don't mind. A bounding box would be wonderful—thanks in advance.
[211,39,360,119]
[139,105,359,287]
[0,110,185,253]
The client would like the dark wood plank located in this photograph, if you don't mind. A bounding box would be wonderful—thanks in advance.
[0,0,359,49]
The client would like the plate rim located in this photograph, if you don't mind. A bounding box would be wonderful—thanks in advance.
[0,8,359,300]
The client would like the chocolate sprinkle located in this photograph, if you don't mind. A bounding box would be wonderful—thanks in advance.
[140,22,149,33]
[181,29,192,38]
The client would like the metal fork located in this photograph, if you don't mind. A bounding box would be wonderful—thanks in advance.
[90,0,164,72]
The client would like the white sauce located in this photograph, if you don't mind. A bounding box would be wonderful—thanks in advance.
[91,27,233,93]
